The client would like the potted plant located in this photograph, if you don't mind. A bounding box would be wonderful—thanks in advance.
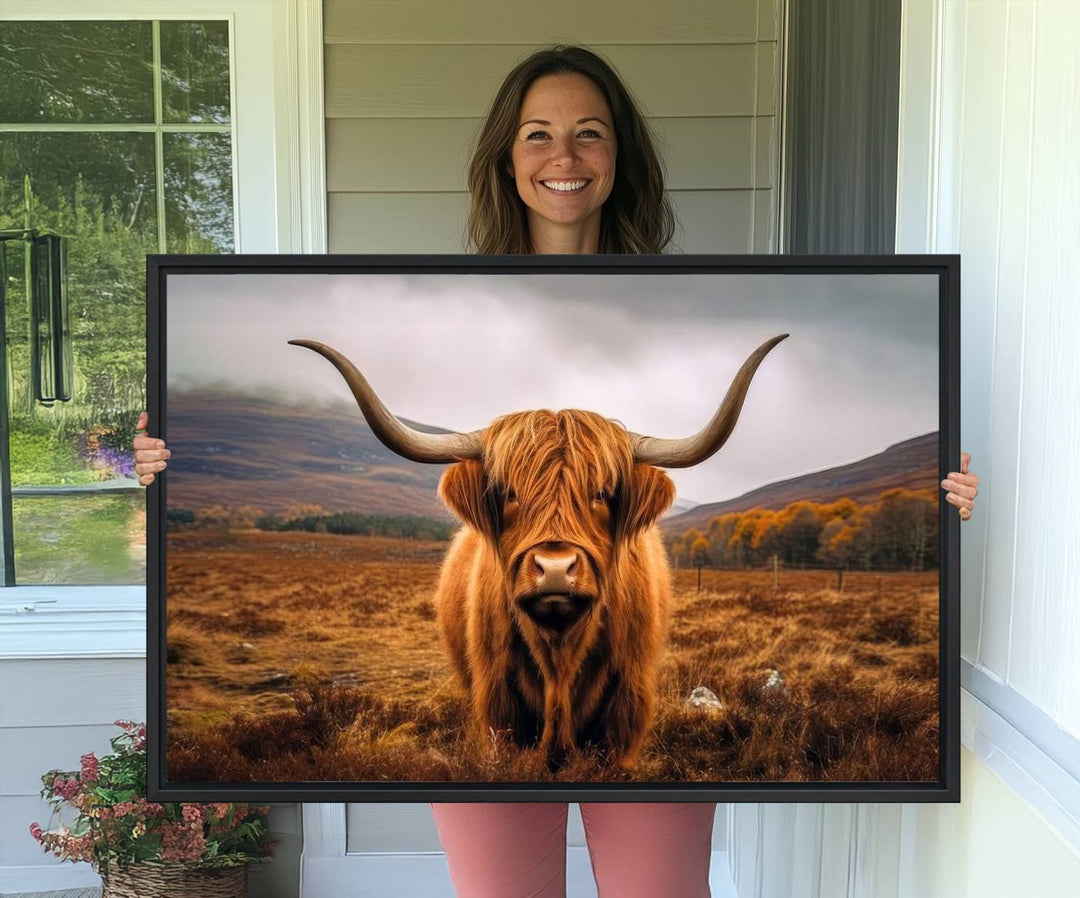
[30,720,275,897]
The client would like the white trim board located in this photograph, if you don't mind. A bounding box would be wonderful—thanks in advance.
[961,687,1080,854]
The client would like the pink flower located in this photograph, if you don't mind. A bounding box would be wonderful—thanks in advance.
[181,805,202,824]
[52,777,80,801]
[29,822,43,842]
[112,800,135,817]
[160,821,206,863]
[80,753,99,782]
[137,798,165,818]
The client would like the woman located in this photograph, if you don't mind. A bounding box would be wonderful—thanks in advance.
[134,46,979,897]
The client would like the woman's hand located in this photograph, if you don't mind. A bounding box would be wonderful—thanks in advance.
[133,410,170,486]
[941,451,979,521]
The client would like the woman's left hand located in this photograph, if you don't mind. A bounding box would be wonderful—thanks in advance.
[941,451,979,521]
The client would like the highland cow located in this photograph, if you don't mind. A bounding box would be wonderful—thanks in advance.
[289,334,786,771]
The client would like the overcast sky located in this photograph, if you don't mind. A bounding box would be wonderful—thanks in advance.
[166,271,939,503]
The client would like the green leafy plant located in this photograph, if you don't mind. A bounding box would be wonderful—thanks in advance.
[30,720,275,876]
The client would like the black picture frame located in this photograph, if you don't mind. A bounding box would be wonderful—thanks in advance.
[147,253,960,803]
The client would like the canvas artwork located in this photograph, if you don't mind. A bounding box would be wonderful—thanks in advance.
[149,255,959,802]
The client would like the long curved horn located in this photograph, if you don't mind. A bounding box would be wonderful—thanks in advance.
[288,339,482,463]
[630,334,789,468]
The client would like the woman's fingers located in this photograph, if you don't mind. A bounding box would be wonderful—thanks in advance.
[133,411,167,486]
[941,455,978,521]
[944,491,975,511]
[940,476,978,499]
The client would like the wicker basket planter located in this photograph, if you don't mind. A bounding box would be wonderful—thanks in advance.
[100,862,247,898]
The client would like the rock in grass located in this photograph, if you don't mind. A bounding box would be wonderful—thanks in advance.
[685,686,723,713]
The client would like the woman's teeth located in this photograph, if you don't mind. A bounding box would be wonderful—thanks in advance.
[542,179,589,192]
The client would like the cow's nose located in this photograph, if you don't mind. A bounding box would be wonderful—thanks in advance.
[532,550,578,593]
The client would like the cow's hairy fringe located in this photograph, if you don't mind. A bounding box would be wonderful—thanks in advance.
[484,409,632,504]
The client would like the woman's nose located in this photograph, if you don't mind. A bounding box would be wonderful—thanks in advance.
[548,134,579,164]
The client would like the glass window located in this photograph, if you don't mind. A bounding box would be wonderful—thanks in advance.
[0,19,234,585]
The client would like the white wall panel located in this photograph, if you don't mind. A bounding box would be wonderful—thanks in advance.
[977,0,1034,686]
[325,0,762,46]
[326,44,759,119]
[1004,1,1080,731]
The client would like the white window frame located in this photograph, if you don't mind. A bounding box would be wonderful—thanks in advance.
[0,0,327,660]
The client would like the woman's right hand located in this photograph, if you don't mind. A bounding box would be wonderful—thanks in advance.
[133,410,170,486]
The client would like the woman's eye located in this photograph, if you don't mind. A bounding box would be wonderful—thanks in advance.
[523,129,601,140]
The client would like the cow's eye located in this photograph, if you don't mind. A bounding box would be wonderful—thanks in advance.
[506,487,517,503]
[593,489,608,504]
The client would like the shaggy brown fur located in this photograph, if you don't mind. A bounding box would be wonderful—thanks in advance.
[433,409,675,770]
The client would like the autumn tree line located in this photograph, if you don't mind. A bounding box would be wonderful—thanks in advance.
[668,489,939,573]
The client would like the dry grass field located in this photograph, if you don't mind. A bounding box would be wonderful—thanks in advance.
[165,530,939,784]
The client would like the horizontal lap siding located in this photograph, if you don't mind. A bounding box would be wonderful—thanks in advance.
[0,659,145,868]
[325,1,780,255]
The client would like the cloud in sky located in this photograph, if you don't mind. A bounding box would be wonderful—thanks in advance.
[167,270,939,503]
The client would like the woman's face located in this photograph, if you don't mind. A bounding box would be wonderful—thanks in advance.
[508,73,617,236]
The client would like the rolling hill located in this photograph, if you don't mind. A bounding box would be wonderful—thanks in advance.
[165,389,452,519]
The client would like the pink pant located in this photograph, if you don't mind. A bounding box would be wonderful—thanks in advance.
[430,802,716,898]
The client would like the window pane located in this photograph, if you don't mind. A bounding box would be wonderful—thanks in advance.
[2,130,155,585]
[1,131,157,454]
[12,493,145,585]
[160,21,232,124]
[0,21,154,124]
[164,133,235,253]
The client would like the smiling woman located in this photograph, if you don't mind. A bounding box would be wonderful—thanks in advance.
[465,45,675,255]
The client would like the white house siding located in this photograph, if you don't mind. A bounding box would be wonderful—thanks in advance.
[728,1,1080,895]
[324,0,781,255]
[0,658,144,893]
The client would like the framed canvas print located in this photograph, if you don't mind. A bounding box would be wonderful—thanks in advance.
[147,254,960,803]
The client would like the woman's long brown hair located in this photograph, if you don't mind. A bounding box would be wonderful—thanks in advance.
[465,45,677,255]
